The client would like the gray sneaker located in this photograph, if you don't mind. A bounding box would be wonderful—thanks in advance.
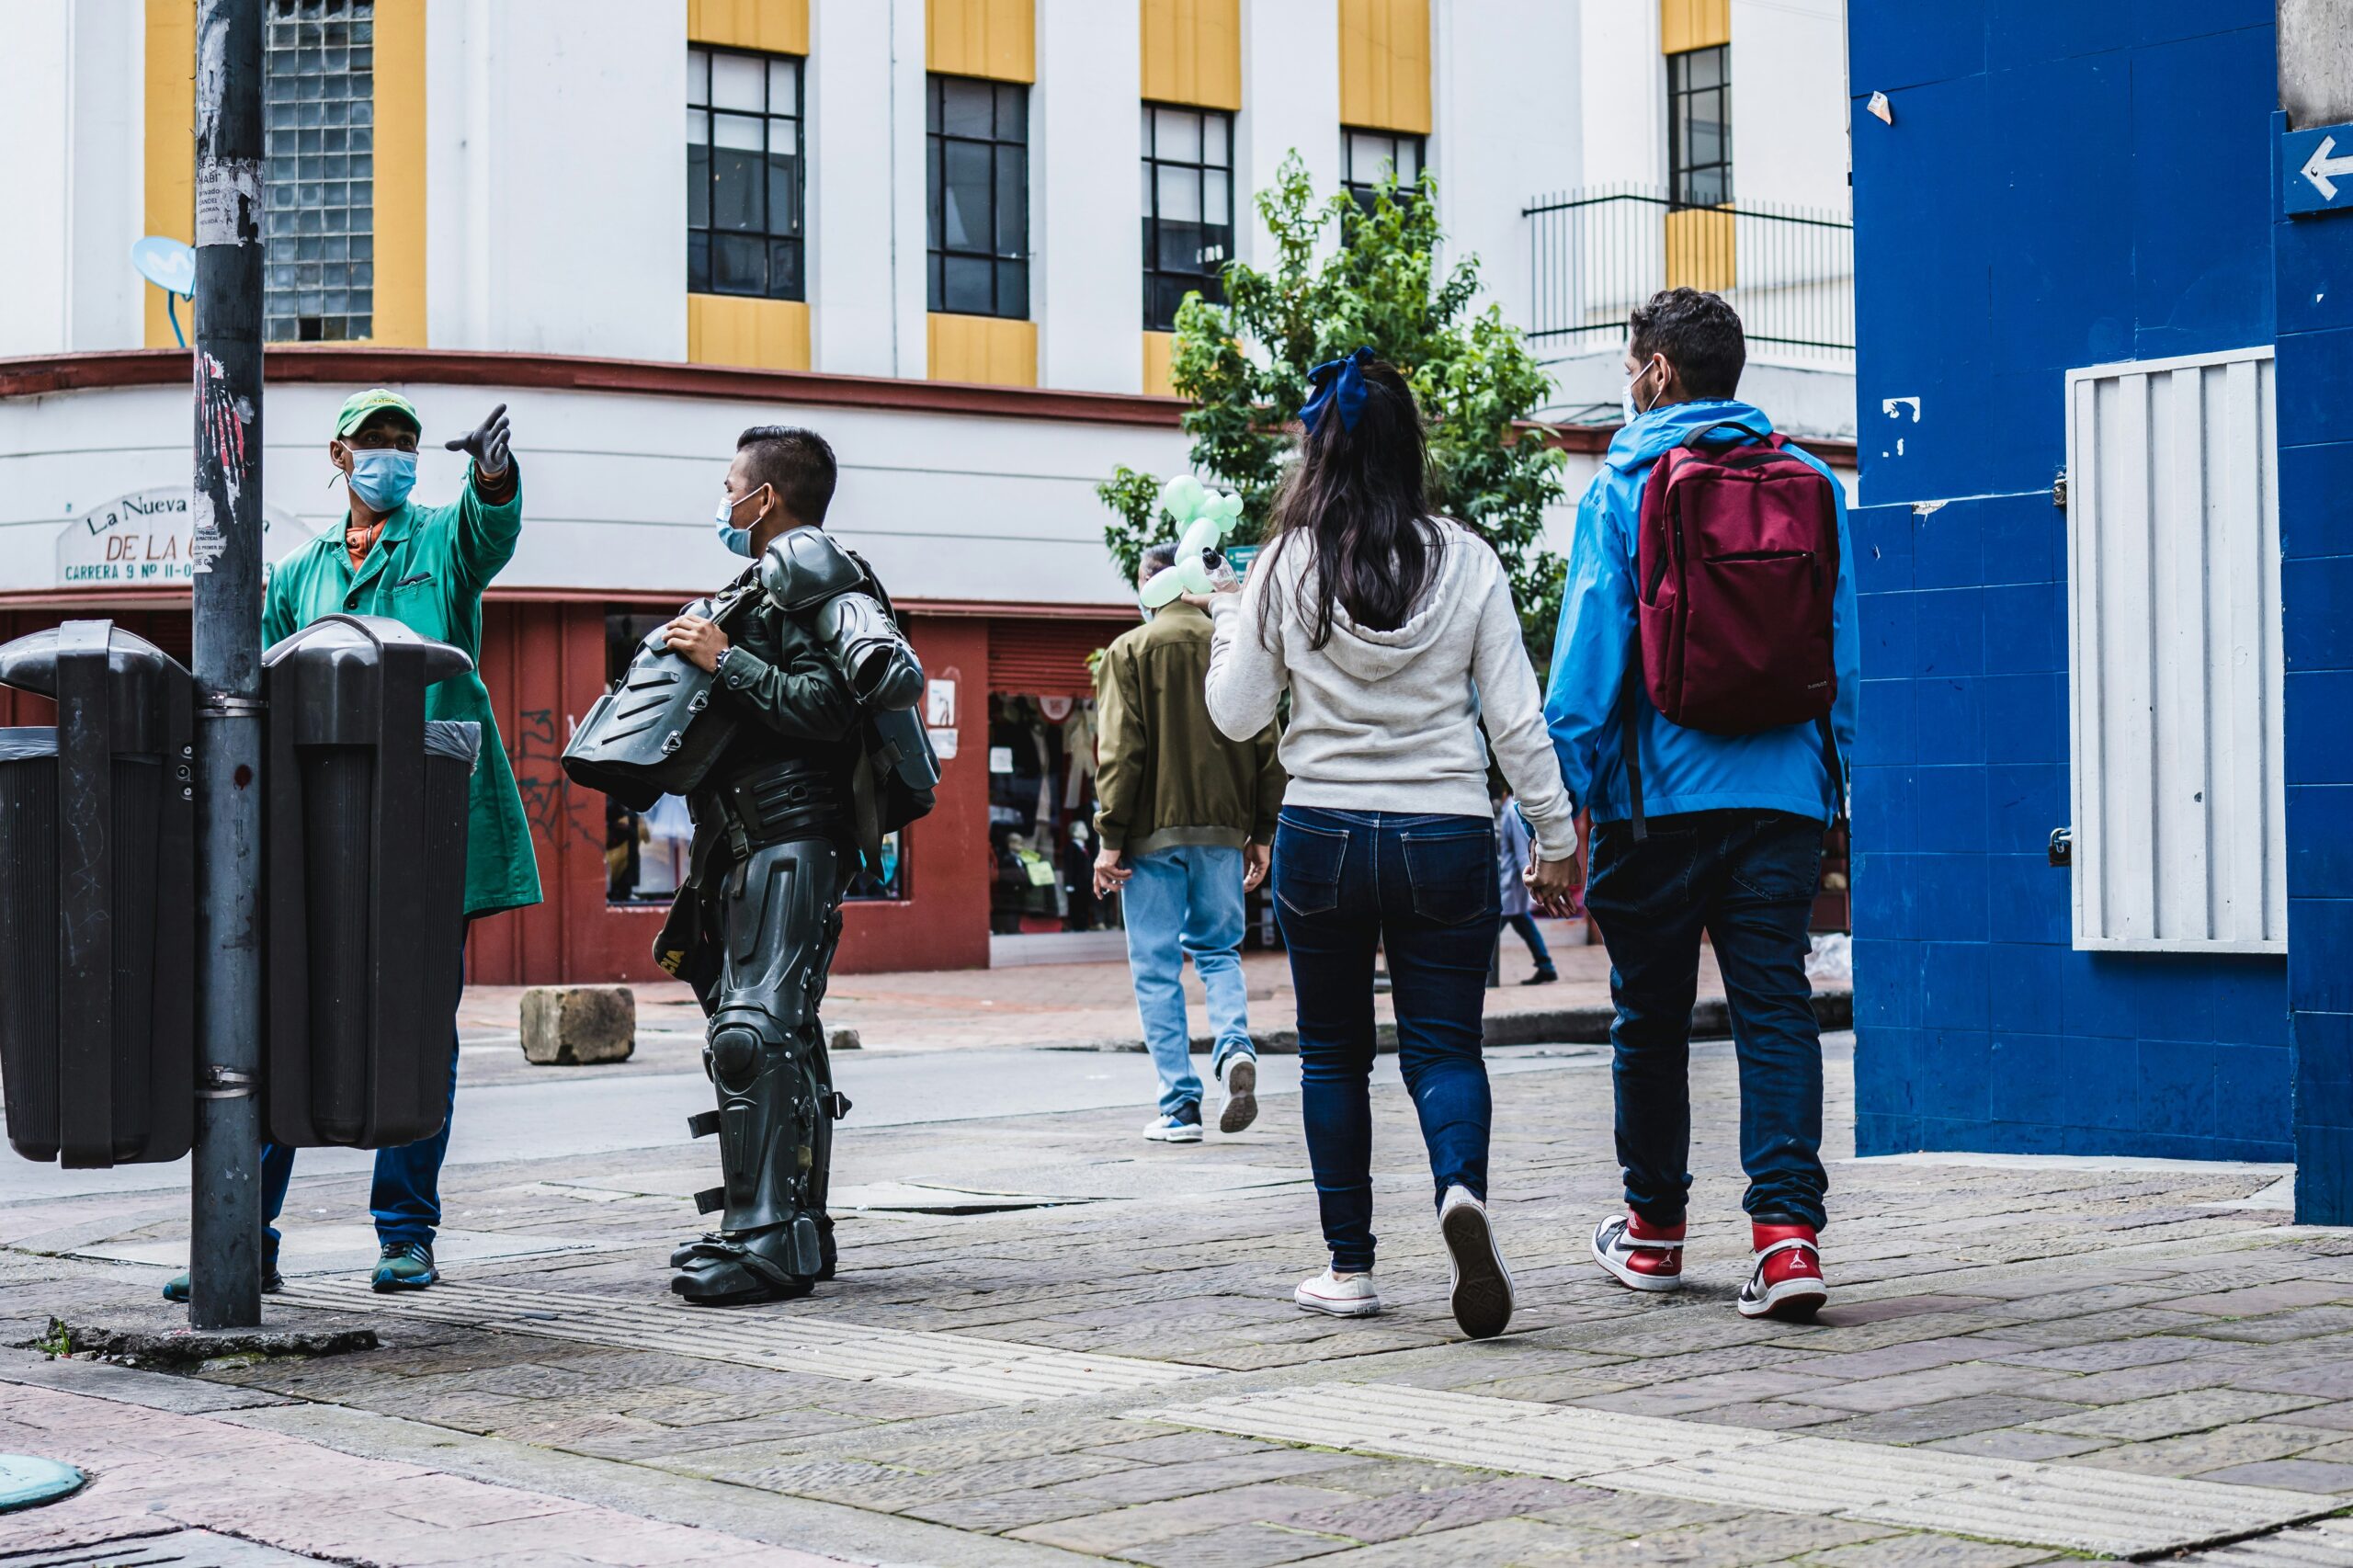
[1219,1056,1259,1134]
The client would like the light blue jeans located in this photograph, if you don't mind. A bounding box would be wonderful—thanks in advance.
[1121,843,1253,1117]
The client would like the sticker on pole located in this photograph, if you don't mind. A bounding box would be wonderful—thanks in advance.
[2284,122,2353,215]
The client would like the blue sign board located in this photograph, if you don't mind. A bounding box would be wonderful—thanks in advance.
[2283,121,2353,216]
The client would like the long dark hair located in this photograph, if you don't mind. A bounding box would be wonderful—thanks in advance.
[1265,358,1438,648]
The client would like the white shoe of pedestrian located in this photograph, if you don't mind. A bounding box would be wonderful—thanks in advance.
[1142,1110,1202,1143]
[1438,1186,1514,1339]
[1295,1267,1382,1317]
[1219,1056,1258,1134]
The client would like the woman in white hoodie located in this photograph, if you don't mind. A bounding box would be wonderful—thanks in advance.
[1205,349,1580,1339]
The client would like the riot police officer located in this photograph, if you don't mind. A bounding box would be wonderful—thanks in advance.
[652,426,924,1305]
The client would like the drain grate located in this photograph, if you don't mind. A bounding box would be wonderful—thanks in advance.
[277,1278,1203,1404]
[1130,1383,2340,1559]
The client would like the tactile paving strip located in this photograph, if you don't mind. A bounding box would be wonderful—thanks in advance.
[2168,1519,2353,1566]
[278,1277,1203,1404]
[1129,1383,2340,1558]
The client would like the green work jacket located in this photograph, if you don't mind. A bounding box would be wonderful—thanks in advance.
[261,465,543,919]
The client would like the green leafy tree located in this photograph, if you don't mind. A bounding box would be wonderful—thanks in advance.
[1097,153,1569,652]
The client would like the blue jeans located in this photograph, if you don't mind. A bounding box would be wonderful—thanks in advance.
[1121,843,1252,1117]
[1275,807,1498,1274]
[261,937,467,1254]
[1584,810,1827,1231]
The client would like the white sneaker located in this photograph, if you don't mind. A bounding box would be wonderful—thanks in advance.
[1438,1186,1514,1339]
[1142,1111,1202,1143]
[1218,1056,1258,1134]
[1294,1267,1382,1317]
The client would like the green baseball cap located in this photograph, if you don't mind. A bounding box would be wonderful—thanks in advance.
[334,388,422,437]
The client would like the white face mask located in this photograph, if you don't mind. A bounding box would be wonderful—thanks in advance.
[712,483,767,558]
[1621,358,1663,425]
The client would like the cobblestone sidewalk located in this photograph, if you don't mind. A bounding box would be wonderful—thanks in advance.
[3,1035,2347,1566]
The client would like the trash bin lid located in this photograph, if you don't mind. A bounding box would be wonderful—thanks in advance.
[0,622,188,700]
[263,613,473,687]
[0,1453,85,1512]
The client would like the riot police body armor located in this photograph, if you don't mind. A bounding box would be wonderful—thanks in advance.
[613,527,930,1305]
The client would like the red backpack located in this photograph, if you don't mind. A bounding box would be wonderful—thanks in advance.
[1623,422,1842,835]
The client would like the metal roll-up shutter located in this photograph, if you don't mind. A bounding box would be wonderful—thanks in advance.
[987,619,1131,696]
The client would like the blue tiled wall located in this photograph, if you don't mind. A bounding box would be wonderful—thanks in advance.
[1848,2,2292,1161]
[2276,117,2353,1221]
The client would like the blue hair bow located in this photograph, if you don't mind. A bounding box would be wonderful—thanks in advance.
[1300,346,1376,435]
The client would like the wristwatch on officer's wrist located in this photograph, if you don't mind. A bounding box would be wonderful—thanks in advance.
[712,646,734,679]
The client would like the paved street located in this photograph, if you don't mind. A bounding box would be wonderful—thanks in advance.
[4,1024,2348,1566]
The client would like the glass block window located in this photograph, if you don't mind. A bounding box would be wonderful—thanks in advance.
[688,46,805,300]
[1140,105,1233,332]
[1342,127,1426,213]
[926,75,1029,320]
[262,0,373,343]
[1667,44,1733,207]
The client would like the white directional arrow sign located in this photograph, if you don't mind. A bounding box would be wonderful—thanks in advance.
[2303,135,2353,200]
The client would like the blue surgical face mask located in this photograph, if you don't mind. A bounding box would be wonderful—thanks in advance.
[713,483,768,558]
[347,448,417,511]
[1621,357,1663,426]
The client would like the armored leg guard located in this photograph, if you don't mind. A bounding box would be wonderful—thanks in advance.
[673,835,848,1306]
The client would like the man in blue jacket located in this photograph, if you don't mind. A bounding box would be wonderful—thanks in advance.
[1544,288,1857,1322]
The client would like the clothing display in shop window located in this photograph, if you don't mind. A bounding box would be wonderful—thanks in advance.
[1062,704,1098,810]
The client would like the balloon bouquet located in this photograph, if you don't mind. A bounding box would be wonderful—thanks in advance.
[1139,473,1245,608]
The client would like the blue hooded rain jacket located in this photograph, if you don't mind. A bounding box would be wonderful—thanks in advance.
[1542,398,1858,825]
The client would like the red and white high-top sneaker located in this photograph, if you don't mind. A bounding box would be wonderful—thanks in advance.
[1591,1210,1686,1292]
[1738,1221,1828,1320]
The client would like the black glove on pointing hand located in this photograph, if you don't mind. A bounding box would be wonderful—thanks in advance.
[446,403,513,478]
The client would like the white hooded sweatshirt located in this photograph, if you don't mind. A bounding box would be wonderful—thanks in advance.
[1205,517,1577,860]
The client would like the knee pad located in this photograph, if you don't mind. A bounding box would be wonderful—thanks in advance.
[708,1024,761,1085]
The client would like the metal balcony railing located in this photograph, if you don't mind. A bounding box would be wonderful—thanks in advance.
[1522,186,1855,365]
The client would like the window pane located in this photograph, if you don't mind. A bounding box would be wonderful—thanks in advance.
[996,257,1028,319]
[1204,167,1231,223]
[1154,106,1201,165]
[768,58,798,117]
[1397,137,1423,181]
[1141,160,1154,215]
[1157,163,1201,224]
[688,230,711,291]
[995,144,1026,256]
[687,142,709,228]
[712,144,764,231]
[712,232,766,293]
[1205,110,1229,168]
[767,237,802,299]
[767,150,799,236]
[688,48,709,106]
[686,107,708,145]
[713,111,761,152]
[942,254,993,313]
[995,82,1026,142]
[711,51,763,111]
[940,76,993,138]
[1158,219,1205,272]
[1139,103,1155,153]
[928,251,944,311]
[1688,45,1722,89]
[942,140,991,249]
[926,138,943,247]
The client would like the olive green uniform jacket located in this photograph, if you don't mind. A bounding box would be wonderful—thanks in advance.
[1093,601,1284,856]
[261,464,542,918]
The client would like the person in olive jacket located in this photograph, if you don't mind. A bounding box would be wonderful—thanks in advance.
[165,388,540,1302]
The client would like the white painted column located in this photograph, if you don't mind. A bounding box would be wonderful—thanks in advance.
[1236,0,1340,268]
[70,0,145,350]
[0,5,73,356]
[809,0,926,378]
[1429,0,1582,325]
[1034,0,1141,392]
[426,0,683,359]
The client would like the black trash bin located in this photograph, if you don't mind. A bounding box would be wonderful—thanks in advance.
[264,614,478,1149]
[0,620,195,1167]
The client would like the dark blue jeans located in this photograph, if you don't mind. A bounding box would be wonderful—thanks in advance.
[260,935,467,1254]
[1585,810,1827,1232]
[1504,913,1555,971]
[1275,807,1499,1274]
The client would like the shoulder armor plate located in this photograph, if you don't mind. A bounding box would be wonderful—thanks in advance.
[758,528,866,612]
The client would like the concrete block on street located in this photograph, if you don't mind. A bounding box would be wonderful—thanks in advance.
[519,986,636,1065]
